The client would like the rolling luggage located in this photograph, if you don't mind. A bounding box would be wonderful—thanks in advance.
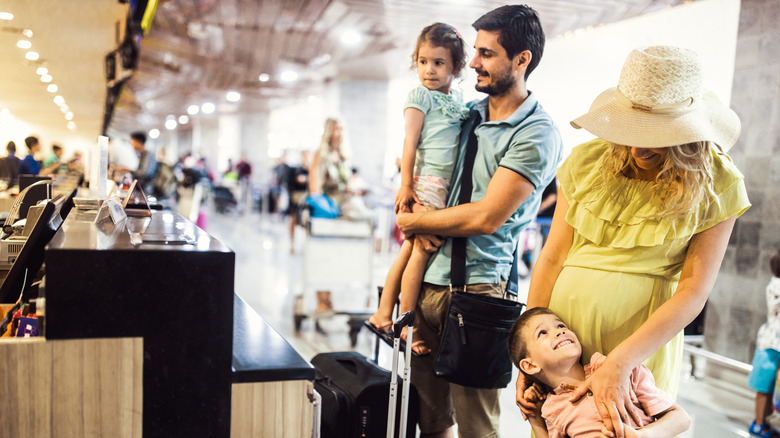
[312,313,418,438]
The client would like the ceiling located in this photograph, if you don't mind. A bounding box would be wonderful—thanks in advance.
[0,0,699,147]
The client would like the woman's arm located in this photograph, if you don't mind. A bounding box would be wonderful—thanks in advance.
[516,188,574,417]
[395,108,424,213]
[527,187,573,309]
[308,151,321,194]
[570,214,737,438]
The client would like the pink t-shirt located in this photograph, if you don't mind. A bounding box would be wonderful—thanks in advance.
[541,353,674,438]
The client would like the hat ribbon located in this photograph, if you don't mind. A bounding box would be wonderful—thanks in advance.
[614,88,696,114]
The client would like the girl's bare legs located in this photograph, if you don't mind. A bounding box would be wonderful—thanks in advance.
[399,234,434,355]
[368,238,414,331]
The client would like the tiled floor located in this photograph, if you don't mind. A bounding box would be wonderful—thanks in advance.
[206,207,756,437]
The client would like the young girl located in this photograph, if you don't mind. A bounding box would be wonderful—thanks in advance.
[748,249,780,438]
[365,22,468,352]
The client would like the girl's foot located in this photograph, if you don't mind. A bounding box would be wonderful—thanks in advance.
[367,313,392,333]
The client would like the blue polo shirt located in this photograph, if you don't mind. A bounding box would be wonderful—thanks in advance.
[423,91,563,285]
[19,154,40,176]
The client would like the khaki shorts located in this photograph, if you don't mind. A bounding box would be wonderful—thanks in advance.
[410,282,510,437]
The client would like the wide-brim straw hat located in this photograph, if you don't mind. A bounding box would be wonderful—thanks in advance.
[570,46,741,151]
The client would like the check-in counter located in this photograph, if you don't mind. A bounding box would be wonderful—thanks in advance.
[0,210,315,438]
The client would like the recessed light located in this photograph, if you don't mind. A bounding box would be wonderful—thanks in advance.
[40,74,52,83]
[36,67,47,75]
[65,112,73,121]
[47,84,58,93]
[226,91,241,102]
[16,40,31,49]
[258,73,270,82]
[0,12,14,20]
[178,115,189,124]
[22,29,33,38]
[25,51,40,61]
[59,105,69,113]
[340,29,362,46]
[201,102,216,114]
[149,128,160,139]
[165,119,177,130]
[67,121,76,130]
[187,104,199,115]
[53,95,65,105]
[280,70,298,83]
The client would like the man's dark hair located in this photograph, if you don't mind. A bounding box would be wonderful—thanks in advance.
[52,144,62,152]
[472,4,546,80]
[130,132,147,144]
[771,249,780,278]
[508,307,558,368]
[6,141,16,154]
[24,136,39,150]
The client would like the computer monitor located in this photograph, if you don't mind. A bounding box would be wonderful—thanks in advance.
[0,194,69,303]
[18,175,52,220]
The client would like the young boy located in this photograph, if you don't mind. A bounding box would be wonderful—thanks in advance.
[508,307,691,438]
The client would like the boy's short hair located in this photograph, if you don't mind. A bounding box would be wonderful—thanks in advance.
[508,307,559,369]
[771,249,780,278]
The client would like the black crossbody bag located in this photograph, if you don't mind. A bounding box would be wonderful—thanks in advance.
[432,112,526,389]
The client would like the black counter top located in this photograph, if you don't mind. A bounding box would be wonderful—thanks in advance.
[232,294,315,383]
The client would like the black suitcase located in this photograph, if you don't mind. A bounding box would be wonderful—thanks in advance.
[312,351,418,438]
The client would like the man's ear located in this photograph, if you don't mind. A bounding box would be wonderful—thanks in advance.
[519,357,541,376]
[515,50,532,69]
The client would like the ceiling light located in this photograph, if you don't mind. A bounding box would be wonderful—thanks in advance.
[40,74,52,83]
[53,95,65,105]
[165,119,177,130]
[67,121,76,130]
[187,104,199,115]
[36,67,48,75]
[149,128,160,139]
[280,70,298,83]
[16,40,31,49]
[226,91,241,102]
[25,51,40,61]
[258,73,270,82]
[59,105,69,113]
[47,84,58,93]
[340,29,362,46]
[201,102,216,114]
[178,115,189,124]
[22,29,32,38]
[0,12,13,20]
[65,112,73,120]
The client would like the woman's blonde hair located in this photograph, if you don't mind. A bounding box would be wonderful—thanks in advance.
[601,141,718,225]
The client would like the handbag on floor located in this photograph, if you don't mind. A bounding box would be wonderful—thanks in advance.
[431,112,525,389]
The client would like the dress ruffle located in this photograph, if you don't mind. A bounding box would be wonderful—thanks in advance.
[431,88,469,121]
[559,139,750,248]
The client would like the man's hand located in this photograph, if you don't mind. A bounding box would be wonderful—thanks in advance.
[415,233,443,253]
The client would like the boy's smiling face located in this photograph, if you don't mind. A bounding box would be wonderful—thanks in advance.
[520,313,582,378]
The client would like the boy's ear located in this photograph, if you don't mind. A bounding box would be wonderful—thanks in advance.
[519,357,541,376]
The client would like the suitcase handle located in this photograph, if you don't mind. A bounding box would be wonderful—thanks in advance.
[392,311,415,339]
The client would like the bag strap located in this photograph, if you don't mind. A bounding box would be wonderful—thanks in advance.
[506,245,520,297]
[450,112,481,288]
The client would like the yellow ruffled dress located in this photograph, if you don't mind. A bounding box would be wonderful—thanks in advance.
[550,139,750,397]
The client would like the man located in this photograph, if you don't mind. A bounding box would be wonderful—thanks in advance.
[395,5,563,437]
[130,131,157,193]
[43,144,63,168]
[19,136,60,176]
[0,141,21,186]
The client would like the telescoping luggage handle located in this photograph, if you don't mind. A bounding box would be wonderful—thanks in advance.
[387,310,415,438]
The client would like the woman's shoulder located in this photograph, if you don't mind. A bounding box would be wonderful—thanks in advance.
[710,149,745,192]
[559,138,610,183]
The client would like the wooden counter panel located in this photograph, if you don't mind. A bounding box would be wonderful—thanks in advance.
[0,337,142,438]
[231,380,313,438]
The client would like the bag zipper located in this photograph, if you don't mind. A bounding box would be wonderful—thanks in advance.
[458,313,467,345]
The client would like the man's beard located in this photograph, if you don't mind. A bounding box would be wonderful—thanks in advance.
[474,64,516,96]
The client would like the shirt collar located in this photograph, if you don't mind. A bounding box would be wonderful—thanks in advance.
[473,90,538,126]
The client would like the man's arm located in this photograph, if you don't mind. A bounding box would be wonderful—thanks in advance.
[396,166,535,238]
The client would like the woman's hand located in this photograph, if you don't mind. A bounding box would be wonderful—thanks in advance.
[515,371,541,420]
[569,356,642,438]
[394,186,419,214]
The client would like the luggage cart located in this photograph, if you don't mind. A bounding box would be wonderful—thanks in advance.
[294,217,374,346]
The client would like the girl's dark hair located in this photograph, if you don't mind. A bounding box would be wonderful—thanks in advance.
[411,22,467,78]
[771,250,780,278]
[472,4,545,80]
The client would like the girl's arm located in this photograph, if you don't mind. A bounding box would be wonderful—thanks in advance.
[570,215,737,438]
[395,107,424,214]
[516,188,574,418]
[628,404,690,438]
